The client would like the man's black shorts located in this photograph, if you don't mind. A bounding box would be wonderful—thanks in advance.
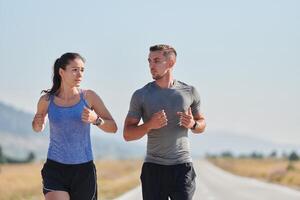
[41,159,97,200]
[141,162,196,200]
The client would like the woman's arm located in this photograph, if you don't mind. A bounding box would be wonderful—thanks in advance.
[32,94,49,132]
[83,90,118,133]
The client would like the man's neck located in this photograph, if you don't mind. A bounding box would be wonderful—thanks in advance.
[155,74,175,89]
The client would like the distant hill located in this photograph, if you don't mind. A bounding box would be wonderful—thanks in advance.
[0,102,36,136]
[0,101,144,160]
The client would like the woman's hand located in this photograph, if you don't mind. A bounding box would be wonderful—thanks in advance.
[81,106,98,124]
[32,114,46,132]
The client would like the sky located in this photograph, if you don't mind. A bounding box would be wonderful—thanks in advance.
[0,0,299,145]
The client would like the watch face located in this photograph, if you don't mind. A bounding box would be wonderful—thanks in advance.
[96,117,104,126]
[192,121,199,130]
[192,121,197,130]
[94,117,103,126]
[99,118,104,125]
[195,121,200,129]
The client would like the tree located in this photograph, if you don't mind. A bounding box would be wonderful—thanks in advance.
[250,152,263,159]
[0,146,4,164]
[289,151,299,161]
[269,150,277,158]
[221,151,234,158]
[5,151,36,163]
[25,152,35,163]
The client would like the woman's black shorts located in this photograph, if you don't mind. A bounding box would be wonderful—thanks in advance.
[41,159,97,200]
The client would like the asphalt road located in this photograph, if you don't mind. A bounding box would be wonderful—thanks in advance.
[115,160,300,200]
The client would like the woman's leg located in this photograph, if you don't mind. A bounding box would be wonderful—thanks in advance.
[45,191,70,200]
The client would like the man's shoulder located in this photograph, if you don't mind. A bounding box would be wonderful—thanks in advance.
[176,80,200,96]
[132,82,154,96]
[136,82,154,92]
[176,80,194,89]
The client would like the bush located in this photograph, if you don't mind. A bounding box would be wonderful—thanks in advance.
[221,151,234,158]
[288,151,299,161]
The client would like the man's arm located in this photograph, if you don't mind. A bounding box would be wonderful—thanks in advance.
[123,110,168,141]
[177,108,206,134]
[189,86,205,134]
[123,117,150,141]
[191,112,206,134]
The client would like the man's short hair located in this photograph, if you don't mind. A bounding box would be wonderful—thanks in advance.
[149,44,177,57]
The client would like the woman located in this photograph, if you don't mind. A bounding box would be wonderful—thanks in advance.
[32,52,117,200]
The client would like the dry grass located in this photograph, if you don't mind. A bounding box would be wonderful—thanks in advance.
[96,160,142,199]
[0,160,142,200]
[209,158,300,189]
[0,162,43,200]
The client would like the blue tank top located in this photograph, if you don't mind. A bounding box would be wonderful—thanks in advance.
[47,89,93,164]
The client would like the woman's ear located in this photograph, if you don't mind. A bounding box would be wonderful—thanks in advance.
[59,68,64,78]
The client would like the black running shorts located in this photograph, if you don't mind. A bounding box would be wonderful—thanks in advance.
[41,159,97,200]
[141,162,196,200]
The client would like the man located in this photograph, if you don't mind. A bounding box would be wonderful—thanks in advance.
[123,44,206,200]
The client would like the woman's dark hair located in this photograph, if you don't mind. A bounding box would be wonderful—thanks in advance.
[42,52,85,96]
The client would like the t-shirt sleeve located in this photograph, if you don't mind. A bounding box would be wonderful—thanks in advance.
[126,90,143,119]
[191,86,201,115]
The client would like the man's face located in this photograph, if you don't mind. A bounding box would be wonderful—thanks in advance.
[148,51,170,80]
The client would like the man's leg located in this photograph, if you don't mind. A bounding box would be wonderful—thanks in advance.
[169,163,196,200]
[141,162,169,200]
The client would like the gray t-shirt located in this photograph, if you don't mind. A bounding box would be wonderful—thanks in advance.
[127,80,201,165]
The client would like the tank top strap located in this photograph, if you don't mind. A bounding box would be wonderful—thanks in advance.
[79,88,91,108]
[49,94,55,103]
[79,88,84,100]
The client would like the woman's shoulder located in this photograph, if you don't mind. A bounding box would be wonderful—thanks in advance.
[81,89,99,99]
[39,93,51,103]
[81,89,103,109]
[36,93,50,112]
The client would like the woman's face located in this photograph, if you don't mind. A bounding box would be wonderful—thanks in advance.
[59,58,85,88]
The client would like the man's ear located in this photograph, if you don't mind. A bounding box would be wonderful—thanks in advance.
[168,58,175,68]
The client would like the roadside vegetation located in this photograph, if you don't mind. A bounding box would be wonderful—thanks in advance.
[207,150,300,190]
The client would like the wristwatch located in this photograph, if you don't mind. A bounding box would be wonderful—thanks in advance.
[93,116,104,126]
[191,120,199,130]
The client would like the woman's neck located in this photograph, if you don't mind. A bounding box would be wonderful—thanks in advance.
[57,85,79,100]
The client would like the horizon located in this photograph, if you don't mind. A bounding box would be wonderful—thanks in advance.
[1,100,300,150]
